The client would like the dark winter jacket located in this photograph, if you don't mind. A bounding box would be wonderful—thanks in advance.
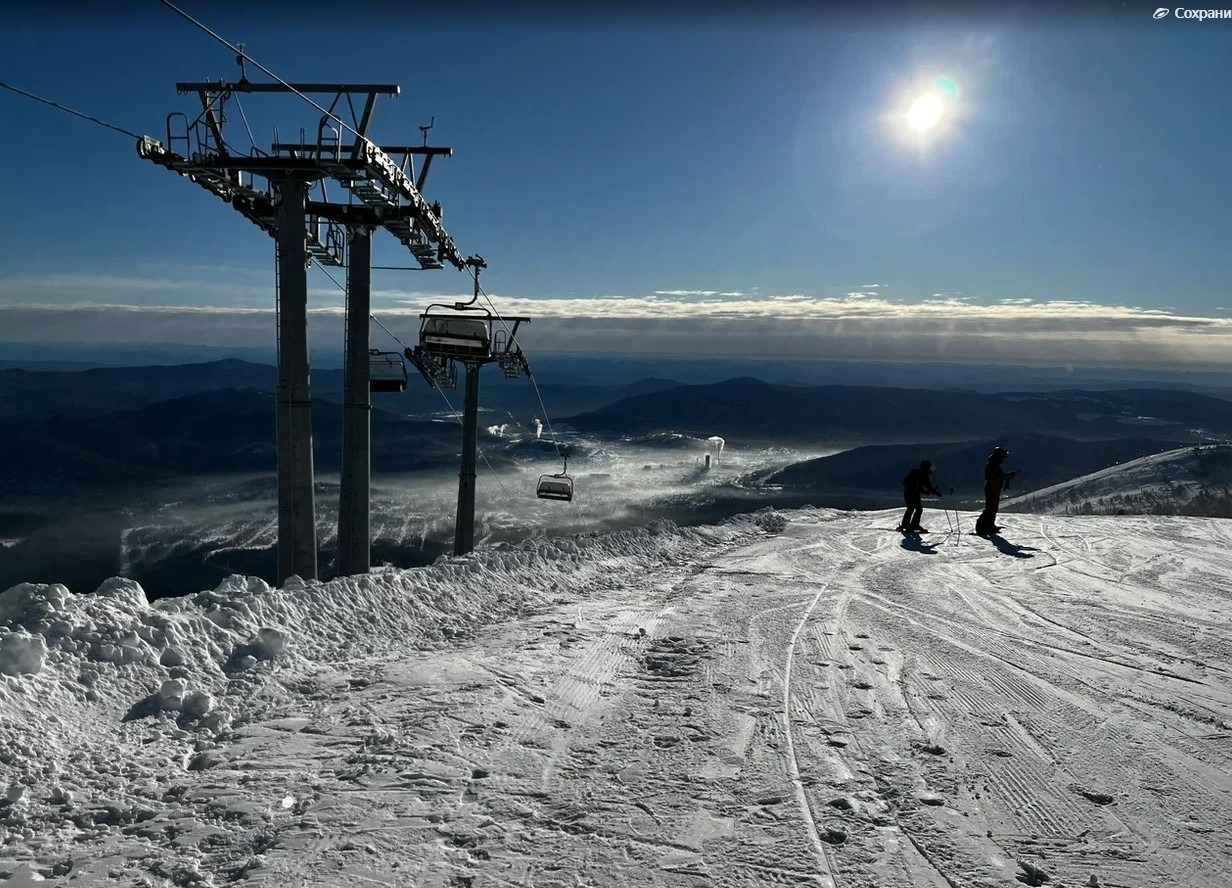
[984,457,1018,492]
[903,466,942,499]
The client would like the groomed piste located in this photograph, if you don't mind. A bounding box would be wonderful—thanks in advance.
[1,508,1229,888]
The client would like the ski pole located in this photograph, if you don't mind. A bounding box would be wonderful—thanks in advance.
[937,483,955,542]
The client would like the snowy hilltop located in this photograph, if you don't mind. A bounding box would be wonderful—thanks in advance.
[1,508,1230,888]
[1006,443,1232,517]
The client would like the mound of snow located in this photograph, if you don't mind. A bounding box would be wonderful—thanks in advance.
[0,632,47,677]
[0,513,789,787]
[4,862,46,885]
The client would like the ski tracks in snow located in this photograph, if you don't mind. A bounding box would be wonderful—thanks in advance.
[8,510,1231,888]
[187,514,1232,887]
[799,511,1232,888]
[781,581,838,888]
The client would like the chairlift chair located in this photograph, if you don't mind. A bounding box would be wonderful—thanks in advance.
[537,473,574,502]
[368,349,408,393]
[536,455,574,502]
[419,307,492,361]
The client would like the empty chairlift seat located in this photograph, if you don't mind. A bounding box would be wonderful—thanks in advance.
[420,315,492,360]
[537,473,574,502]
[369,350,408,393]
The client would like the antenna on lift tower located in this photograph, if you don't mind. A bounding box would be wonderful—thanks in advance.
[235,43,248,83]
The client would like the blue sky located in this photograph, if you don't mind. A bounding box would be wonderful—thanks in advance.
[2,2,1230,368]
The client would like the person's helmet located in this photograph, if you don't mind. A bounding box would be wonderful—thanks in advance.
[920,459,935,471]
[992,446,1009,458]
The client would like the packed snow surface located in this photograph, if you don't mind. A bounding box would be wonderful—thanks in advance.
[1,508,1230,887]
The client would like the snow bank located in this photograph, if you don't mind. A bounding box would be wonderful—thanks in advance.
[0,512,812,878]
[0,512,798,771]
[0,632,47,677]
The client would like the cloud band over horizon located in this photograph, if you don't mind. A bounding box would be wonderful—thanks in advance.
[1,289,1230,370]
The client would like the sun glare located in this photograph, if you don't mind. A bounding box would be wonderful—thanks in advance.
[906,93,945,132]
[887,75,963,149]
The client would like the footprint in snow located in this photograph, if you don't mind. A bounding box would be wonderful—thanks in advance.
[1075,787,1115,805]
[820,827,847,845]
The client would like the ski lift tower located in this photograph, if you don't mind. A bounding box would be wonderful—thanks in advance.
[138,74,465,584]
[405,257,532,556]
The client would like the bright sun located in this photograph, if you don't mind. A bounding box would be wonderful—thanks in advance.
[885,75,961,150]
[906,93,945,132]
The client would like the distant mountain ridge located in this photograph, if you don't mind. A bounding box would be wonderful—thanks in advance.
[0,388,493,496]
[0,359,682,423]
[5,364,1232,502]
[0,359,277,420]
[749,433,1186,501]
[8,343,1232,396]
[8,361,1232,444]
[563,377,1232,444]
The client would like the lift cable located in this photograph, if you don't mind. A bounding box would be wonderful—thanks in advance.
[157,4,523,503]
[368,313,408,351]
[158,0,370,144]
[160,1,481,319]
[0,80,143,140]
[312,262,516,501]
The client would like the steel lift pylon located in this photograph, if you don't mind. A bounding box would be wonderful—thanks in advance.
[139,75,465,583]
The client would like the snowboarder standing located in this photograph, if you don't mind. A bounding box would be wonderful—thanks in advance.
[975,446,1019,535]
[899,459,942,533]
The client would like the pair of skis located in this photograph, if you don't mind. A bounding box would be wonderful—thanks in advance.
[896,487,964,542]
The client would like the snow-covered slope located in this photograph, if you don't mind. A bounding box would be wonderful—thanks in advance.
[1006,442,1232,516]
[1,509,1230,888]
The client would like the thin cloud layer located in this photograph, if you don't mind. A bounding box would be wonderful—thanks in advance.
[0,271,345,308]
[1,288,1230,370]
[652,290,749,298]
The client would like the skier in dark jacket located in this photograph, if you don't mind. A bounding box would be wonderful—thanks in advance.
[975,446,1019,535]
[898,459,942,533]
